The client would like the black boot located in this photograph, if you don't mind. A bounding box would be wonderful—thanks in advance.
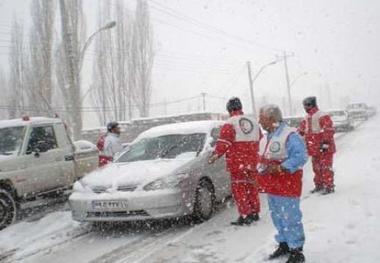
[310,185,323,193]
[286,247,305,263]
[230,216,246,226]
[268,242,289,260]
[244,213,260,225]
[321,187,335,195]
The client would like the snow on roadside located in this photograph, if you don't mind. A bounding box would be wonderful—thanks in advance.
[0,211,88,261]
[300,118,380,263]
[245,117,380,263]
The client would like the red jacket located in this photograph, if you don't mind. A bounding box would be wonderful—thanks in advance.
[257,159,303,197]
[298,107,336,156]
[257,124,303,197]
[214,110,261,174]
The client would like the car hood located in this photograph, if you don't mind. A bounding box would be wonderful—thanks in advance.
[81,157,194,189]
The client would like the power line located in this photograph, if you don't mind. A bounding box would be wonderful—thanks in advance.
[218,65,246,97]
[148,0,286,53]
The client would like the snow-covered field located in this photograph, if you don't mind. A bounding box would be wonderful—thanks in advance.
[0,116,379,263]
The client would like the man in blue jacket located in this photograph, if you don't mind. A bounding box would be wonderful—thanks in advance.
[257,104,308,263]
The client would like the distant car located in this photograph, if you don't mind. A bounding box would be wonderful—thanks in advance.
[69,120,231,223]
[327,110,354,132]
[283,116,304,128]
[346,103,369,121]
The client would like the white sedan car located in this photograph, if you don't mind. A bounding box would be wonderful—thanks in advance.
[69,120,231,222]
[328,110,354,132]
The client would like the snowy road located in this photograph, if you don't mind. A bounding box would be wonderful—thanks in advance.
[0,117,379,263]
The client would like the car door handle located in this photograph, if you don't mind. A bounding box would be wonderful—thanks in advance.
[65,155,74,161]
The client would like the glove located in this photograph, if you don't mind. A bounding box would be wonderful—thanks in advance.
[320,143,329,152]
[257,163,268,175]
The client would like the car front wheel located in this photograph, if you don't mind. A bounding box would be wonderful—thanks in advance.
[192,180,215,223]
[0,189,17,230]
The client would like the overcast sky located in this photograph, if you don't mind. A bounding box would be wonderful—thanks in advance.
[1,0,379,127]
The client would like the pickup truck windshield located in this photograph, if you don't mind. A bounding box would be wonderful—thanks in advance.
[116,133,206,163]
[0,126,25,156]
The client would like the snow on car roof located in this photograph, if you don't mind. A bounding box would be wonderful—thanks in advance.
[0,117,63,129]
[136,120,225,140]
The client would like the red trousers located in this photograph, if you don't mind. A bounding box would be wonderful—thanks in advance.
[312,154,334,189]
[230,170,260,217]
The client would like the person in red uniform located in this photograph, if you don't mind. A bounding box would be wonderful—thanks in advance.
[208,97,262,225]
[97,122,123,167]
[298,96,336,194]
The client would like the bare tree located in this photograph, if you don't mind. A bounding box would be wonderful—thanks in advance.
[91,0,133,125]
[131,0,154,117]
[57,0,86,139]
[8,19,26,118]
[26,0,56,114]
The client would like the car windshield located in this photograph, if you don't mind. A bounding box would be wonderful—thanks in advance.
[0,126,25,156]
[116,133,206,163]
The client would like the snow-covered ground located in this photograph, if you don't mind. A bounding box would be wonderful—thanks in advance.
[0,116,379,263]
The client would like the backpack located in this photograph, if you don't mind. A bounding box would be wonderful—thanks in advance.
[96,133,106,152]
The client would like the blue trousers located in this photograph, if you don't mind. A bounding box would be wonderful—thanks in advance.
[267,194,305,249]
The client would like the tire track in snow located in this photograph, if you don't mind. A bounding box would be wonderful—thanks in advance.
[88,226,193,263]
[4,229,92,263]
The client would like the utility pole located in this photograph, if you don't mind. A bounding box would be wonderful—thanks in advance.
[201,92,206,112]
[283,51,293,116]
[247,61,256,118]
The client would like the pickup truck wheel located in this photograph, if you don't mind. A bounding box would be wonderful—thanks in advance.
[192,180,215,223]
[0,189,17,230]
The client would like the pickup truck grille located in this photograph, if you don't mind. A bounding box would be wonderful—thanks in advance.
[91,185,137,193]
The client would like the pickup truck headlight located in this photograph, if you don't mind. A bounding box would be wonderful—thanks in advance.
[143,173,189,191]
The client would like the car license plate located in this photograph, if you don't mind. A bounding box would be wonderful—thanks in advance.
[92,200,128,210]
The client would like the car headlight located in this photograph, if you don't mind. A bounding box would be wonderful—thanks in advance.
[143,173,189,191]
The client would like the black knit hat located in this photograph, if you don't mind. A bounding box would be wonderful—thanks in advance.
[226,97,243,112]
[303,96,317,108]
[107,121,119,132]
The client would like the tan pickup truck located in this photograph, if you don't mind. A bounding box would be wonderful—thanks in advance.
[0,117,99,230]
